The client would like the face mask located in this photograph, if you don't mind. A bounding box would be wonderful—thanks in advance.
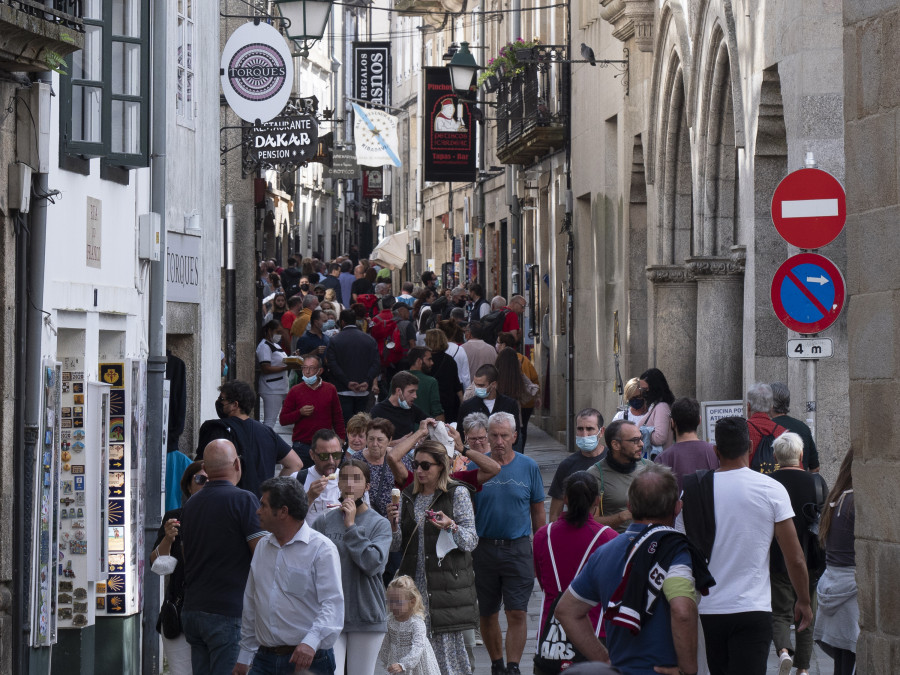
[575,435,599,452]
[474,387,489,399]
[629,397,645,409]
[302,374,318,386]
[323,319,336,331]
[316,294,325,301]
[300,284,310,292]
[215,398,228,419]
[399,396,410,410]
[222,364,228,377]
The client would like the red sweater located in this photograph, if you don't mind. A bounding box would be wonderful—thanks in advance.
[747,412,786,465]
[279,380,346,443]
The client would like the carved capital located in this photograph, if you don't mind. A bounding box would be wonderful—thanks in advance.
[646,264,695,284]
[685,256,746,278]
[599,0,655,52]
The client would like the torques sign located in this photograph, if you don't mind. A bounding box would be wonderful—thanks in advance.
[221,22,294,124]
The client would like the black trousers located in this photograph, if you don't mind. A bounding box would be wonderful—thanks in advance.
[700,611,772,675]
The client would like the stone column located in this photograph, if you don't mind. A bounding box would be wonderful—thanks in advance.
[646,265,697,397]
[687,249,745,402]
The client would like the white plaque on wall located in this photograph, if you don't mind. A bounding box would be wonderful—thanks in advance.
[86,197,101,269]
[166,232,202,303]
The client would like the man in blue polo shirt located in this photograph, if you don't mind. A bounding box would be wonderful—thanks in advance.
[555,464,700,675]
[468,411,545,675]
[181,439,267,675]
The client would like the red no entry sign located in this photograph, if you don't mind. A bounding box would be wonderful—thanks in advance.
[771,253,845,333]
[771,168,846,249]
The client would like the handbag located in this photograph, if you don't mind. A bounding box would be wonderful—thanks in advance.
[637,403,664,460]
[534,522,608,674]
[156,596,183,639]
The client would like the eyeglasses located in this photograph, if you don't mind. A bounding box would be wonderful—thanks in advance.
[618,436,644,445]
[412,460,438,471]
[316,452,344,461]
[638,387,650,395]
[193,474,209,485]
[468,435,488,445]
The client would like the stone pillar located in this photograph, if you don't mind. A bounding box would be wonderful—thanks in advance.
[844,2,900,668]
[687,249,745,402]
[646,265,697,397]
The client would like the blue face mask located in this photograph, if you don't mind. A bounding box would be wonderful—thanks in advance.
[222,364,228,377]
[323,320,336,331]
[302,374,318,386]
[474,387,489,399]
[575,435,599,453]
[399,396,410,410]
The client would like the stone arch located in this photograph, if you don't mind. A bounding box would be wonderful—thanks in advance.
[696,27,736,257]
[658,57,693,266]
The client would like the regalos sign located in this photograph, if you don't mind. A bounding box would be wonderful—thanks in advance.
[221,22,294,124]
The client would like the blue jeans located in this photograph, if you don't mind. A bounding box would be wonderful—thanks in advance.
[251,647,335,675]
[181,609,242,675]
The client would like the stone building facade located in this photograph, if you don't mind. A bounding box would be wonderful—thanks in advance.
[843,1,900,669]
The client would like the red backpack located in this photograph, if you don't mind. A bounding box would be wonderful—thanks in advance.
[371,311,405,366]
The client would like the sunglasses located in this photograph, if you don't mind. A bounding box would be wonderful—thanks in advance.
[316,452,344,461]
[193,474,209,485]
[412,460,439,471]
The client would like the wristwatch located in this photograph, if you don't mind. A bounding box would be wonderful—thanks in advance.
[460,445,470,457]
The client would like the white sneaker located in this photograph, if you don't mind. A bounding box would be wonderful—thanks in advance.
[475,627,484,645]
[779,651,793,675]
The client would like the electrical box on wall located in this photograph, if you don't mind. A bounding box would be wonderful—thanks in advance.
[16,82,51,173]
[9,162,32,213]
[138,213,161,261]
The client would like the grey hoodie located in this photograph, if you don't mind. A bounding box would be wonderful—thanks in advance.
[311,507,392,632]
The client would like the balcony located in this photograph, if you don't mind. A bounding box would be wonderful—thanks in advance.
[0,0,84,73]
[494,63,568,166]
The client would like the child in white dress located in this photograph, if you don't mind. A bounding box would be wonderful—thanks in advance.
[378,576,441,675]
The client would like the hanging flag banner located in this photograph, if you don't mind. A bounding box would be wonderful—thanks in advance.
[353,42,391,106]
[352,102,401,167]
[423,67,476,182]
[220,22,294,124]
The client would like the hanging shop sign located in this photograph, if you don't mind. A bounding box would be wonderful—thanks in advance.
[363,168,383,198]
[250,114,320,164]
[354,42,390,106]
[328,148,360,179]
[423,67,476,183]
[220,22,294,124]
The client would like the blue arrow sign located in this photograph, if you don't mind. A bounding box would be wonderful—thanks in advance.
[771,253,845,334]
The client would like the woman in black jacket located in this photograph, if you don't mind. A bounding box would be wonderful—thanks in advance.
[424,329,463,423]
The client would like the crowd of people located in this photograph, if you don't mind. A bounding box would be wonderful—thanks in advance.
[152,254,857,675]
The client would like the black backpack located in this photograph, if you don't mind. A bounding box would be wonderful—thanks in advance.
[480,309,510,346]
[748,421,777,475]
[802,473,829,579]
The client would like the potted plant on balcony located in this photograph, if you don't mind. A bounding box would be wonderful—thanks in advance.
[477,37,541,91]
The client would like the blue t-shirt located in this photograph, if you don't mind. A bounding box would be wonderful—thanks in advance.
[569,524,692,675]
[165,450,192,512]
[468,453,544,539]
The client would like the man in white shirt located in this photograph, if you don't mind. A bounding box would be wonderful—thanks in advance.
[233,476,344,675]
[679,416,812,675]
[293,429,344,526]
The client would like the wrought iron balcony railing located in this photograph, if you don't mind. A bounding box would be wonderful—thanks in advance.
[1,0,85,72]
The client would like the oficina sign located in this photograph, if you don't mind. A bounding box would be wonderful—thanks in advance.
[250,115,320,164]
[220,22,294,124]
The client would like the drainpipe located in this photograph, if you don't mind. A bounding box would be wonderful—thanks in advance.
[564,0,574,450]
[225,205,236,380]
[142,0,168,667]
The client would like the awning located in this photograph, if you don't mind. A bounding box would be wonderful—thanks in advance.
[370,230,410,270]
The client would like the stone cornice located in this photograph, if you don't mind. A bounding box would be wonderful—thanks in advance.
[646,265,695,284]
[685,256,745,278]
[598,0,655,52]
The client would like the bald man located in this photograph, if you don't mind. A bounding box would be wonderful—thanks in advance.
[181,440,267,675]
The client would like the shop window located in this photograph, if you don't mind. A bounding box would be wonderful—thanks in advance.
[59,0,150,168]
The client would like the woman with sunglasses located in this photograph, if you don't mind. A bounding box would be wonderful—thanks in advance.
[312,459,393,675]
[150,461,208,675]
[386,440,479,674]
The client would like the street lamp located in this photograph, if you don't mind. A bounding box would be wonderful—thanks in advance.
[448,41,479,97]
[274,0,334,56]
